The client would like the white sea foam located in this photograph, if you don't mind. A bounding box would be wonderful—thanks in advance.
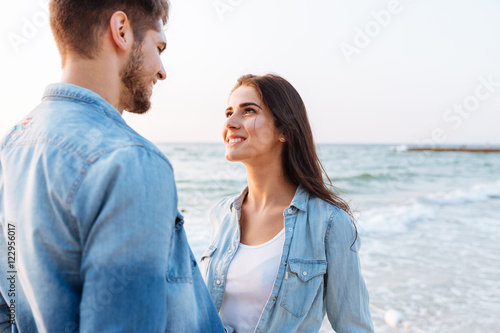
[424,180,500,205]
[358,202,434,235]
[359,180,500,236]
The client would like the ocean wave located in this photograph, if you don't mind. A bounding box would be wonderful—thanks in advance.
[358,202,434,235]
[334,171,396,183]
[335,173,379,181]
[424,180,500,205]
[390,144,408,152]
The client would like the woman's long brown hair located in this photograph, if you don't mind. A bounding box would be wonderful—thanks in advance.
[232,74,357,241]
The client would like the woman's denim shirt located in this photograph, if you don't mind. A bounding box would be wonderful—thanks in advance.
[0,83,224,333]
[202,186,374,333]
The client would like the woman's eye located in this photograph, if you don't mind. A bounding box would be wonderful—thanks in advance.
[225,111,233,118]
[244,108,256,114]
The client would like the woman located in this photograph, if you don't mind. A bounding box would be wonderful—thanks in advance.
[201,74,373,333]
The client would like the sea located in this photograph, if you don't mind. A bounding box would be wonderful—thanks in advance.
[157,143,500,333]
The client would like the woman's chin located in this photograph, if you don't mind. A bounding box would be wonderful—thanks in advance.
[225,152,242,162]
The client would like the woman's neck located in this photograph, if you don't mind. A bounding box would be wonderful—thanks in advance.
[244,162,297,212]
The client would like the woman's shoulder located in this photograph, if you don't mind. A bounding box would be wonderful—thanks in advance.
[306,194,350,218]
[306,194,355,234]
[210,194,239,215]
[211,187,247,213]
[208,193,242,239]
[209,190,245,225]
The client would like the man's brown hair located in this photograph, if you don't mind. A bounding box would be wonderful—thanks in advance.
[49,0,169,63]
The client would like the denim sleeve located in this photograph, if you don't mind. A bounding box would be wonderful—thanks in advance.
[324,208,374,333]
[72,146,177,332]
[224,325,234,333]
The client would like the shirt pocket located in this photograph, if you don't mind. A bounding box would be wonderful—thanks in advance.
[200,245,217,280]
[280,259,327,318]
[166,213,196,283]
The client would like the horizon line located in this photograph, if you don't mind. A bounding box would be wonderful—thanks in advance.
[153,141,500,146]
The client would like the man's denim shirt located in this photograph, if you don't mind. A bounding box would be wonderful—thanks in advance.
[0,83,224,332]
[202,186,374,333]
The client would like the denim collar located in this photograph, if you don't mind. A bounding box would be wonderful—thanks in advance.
[230,184,309,212]
[42,83,126,125]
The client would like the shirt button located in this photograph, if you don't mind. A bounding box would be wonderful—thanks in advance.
[287,208,294,214]
[216,280,221,285]
[288,228,293,232]
[302,271,308,276]
[273,296,277,301]
[228,249,233,254]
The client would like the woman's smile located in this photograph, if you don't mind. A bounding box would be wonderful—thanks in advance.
[222,86,282,163]
[226,134,247,147]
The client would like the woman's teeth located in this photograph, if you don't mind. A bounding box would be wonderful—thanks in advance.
[229,138,245,143]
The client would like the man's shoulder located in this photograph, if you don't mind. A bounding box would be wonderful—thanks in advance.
[2,99,171,170]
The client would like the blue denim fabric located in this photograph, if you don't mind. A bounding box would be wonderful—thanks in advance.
[202,186,374,333]
[0,83,224,333]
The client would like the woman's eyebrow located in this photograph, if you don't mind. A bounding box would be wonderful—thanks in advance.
[225,102,263,112]
[239,102,262,109]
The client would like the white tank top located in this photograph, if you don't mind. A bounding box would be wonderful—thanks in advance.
[220,229,285,333]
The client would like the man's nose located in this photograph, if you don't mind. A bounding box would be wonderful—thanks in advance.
[157,64,166,80]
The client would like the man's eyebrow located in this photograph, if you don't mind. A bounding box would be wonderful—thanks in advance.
[225,102,263,112]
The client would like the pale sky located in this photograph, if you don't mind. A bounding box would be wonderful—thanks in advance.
[1,0,499,144]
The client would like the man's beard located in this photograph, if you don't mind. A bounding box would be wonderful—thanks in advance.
[119,42,152,114]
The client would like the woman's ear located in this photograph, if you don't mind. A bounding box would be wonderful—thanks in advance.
[109,11,134,52]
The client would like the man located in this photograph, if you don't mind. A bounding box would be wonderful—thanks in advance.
[0,0,225,331]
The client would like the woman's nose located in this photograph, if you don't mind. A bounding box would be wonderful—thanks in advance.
[224,114,240,129]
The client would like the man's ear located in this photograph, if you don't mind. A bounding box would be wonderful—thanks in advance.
[109,11,134,52]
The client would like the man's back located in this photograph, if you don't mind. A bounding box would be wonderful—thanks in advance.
[0,83,224,332]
